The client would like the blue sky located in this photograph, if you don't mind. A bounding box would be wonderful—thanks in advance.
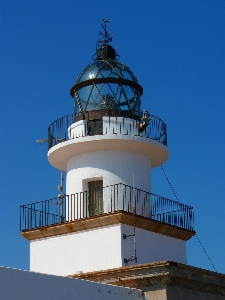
[0,0,224,274]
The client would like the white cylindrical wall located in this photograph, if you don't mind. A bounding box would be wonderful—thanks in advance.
[65,150,151,219]
[66,150,151,195]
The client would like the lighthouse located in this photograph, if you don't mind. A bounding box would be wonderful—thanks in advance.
[20,21,195,277]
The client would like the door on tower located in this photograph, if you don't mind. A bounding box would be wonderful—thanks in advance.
[88,180,103,216]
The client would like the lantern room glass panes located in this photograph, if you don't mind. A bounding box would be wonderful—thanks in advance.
[74,60,141,117]
[76,61,138,83]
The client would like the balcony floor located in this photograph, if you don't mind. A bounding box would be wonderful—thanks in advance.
[20,210,195,241]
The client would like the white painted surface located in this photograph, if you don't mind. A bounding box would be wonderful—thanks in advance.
[30,225,122,276]
[102,116,145,136]
[0,267,145,300]
[66,150,150,194]
[122,224,187,266]
[30,224,186,276]
[48,134,169,171]
[66,150,151,219]
[68,120,88,138]
[68,117,146,139]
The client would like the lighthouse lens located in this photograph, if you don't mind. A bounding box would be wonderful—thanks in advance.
[73,60,141,117]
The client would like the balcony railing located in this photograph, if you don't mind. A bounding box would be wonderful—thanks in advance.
[20,183,194,232]
[48,112,167,150]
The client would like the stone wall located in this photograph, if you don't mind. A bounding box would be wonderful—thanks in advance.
[71,261,225,299]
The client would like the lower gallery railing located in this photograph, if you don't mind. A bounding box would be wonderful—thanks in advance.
[20,183,194,232]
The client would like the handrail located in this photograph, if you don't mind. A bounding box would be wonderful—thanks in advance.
[20,183,194,232]
[47,113,167,150]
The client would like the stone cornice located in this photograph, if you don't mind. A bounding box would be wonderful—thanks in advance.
[20,211,194,241]
[69,261,225,296]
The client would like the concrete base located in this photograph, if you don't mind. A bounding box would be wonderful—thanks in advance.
[144,285,225,300]
[70,261,225,300]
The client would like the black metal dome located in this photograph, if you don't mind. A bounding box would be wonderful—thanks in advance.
[96,43,116,60]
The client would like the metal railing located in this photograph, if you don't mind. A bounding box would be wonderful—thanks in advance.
[48,113,167,150]
[20,183,194,232]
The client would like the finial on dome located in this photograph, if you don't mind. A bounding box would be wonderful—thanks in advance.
[99,19,112,45]
[93,20,120,61]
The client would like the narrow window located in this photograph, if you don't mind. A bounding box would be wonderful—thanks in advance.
[88,120,103,135]
[88,180,103,216]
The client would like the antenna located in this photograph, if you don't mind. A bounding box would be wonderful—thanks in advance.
[123,174,137,265]
[58,170,64,196]
[56,170,64,223]
[36,138,65,222]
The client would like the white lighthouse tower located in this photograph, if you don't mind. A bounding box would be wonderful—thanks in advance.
[20,21,195,277]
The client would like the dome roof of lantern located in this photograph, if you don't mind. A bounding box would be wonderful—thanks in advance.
[70,20,143,119]
[75,59,138,85]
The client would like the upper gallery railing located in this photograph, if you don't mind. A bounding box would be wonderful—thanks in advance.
[20,183,194,232]
[48,112,167,150]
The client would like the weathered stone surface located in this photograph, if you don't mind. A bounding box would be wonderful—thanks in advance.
[69,261,225,298]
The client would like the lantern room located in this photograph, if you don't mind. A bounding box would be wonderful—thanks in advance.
[70,21,143,122]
